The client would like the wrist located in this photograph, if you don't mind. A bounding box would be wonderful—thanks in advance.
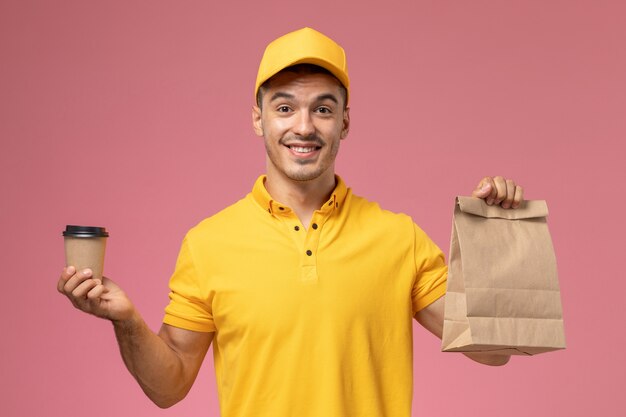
[111,307,142,331]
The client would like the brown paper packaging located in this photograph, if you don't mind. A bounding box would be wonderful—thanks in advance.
[441,196,566,356]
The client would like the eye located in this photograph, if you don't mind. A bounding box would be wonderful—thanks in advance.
[316,106,332,114]
[277,105,291,113]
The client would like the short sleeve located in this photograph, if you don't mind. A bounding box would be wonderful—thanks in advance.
[163,236,216,332]
[411,223,448,314]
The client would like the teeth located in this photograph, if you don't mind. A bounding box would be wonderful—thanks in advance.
[291,146,316,153]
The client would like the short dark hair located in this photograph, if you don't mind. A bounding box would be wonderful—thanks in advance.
[256,64,348,109]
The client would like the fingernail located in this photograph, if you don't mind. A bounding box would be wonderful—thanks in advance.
[82,268,92,276]
[66,266,75,274]
[486,198,494,205]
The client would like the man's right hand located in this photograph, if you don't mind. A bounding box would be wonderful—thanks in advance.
[57,266,213,408]
[57,266,135,322]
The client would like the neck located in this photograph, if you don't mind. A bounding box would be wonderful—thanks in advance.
[264,168,336,229]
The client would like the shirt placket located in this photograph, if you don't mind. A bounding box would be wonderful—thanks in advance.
[268,195,338,284]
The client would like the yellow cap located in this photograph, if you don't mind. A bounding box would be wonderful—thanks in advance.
[254,27,350,103]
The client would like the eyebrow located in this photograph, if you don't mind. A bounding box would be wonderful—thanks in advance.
[315,93,339,104]
[269,92,339,104]
[269,92,295,102]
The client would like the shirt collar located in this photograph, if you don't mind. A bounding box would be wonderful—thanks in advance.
[251,175,348,216]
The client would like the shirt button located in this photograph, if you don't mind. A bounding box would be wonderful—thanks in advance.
[312,223,318,230]
[294,226,300,231]
[306,250,312,256]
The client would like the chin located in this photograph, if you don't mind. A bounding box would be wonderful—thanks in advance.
[286,172,322,182]
[283,166,327,182]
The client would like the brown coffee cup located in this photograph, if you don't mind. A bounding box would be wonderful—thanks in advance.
[63,225,109,280]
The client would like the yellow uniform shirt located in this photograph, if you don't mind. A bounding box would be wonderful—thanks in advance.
[164,175,447,417]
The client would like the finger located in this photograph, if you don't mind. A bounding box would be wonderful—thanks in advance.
[87,282,106,300]
[472,177,493,198]
[472,177,496,199]
[57,266,76,292]
[61,266,76,280]
[72,278,101,299]
[492,176,507,205]
[62,268,93,294]
[501,179,516,209]
[511,185,524,208]
[472,177,494,198]
[485,177,499,205]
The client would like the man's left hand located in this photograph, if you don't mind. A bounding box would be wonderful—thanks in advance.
[472,176,523,209]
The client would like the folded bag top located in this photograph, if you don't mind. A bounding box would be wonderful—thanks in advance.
[456,196,548,220]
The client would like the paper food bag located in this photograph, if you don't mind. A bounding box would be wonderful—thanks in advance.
[441,196,566,355]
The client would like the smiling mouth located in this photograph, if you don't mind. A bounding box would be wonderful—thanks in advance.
[289,145,320,153]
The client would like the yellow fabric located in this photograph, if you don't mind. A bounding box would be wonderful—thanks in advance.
[254,27,350,102]
[164,175,447,417]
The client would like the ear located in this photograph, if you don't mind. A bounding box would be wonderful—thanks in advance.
[340,107,350,139]
[252,105,263,137]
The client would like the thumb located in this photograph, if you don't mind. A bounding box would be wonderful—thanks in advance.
[472,181,492,198]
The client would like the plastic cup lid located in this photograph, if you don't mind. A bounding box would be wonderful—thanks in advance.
[63,225,109,238]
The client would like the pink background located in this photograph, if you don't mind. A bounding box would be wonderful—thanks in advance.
[1,1,624,416]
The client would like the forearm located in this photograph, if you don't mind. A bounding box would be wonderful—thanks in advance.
[463,352,510,366]
[112,311,189,408]
[416,297,510,366]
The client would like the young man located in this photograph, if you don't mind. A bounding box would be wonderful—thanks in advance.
[58,28,523,416]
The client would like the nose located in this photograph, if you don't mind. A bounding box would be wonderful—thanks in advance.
[292,110,315,138]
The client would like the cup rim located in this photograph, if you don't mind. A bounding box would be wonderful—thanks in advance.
[63,225,109,238]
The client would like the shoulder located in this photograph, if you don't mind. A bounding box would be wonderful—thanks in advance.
[341,191,421,253]
[347,190,415,229]
[346,190,439,249]
[185,194,259,244]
